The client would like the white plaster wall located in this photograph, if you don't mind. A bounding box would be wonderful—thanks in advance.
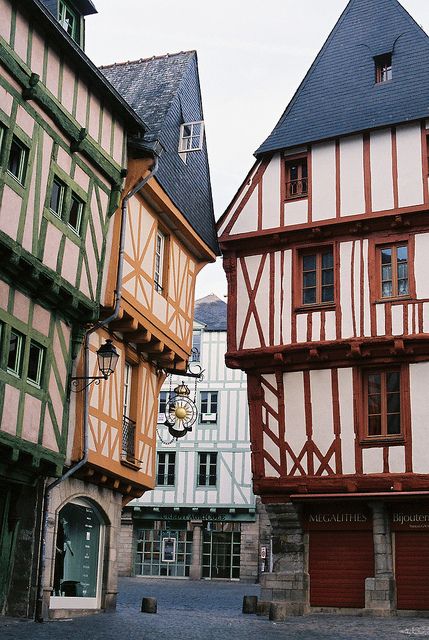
[337,367,355,475]
[410,362,429,474]
[310,369,334,457]
[340,242,354,338]
[389,446,405,474]
[415,233,429,299]
[262,154,281,229]
[230,187,258,235]
[283,372,307,473]
[340,135,365,216]
[363,448,384,474]
[281,250,292,344]
[396,123,424,208]
[311,141,336,221]
[284,199,308,226]
[370,128,394,212]
[362,239,371,337]
[391,305,403,336]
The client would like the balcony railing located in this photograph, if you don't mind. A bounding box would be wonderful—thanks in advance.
[121,415,139,466]
[286,178,308,200]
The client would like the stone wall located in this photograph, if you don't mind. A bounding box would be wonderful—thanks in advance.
[118,509,134,577]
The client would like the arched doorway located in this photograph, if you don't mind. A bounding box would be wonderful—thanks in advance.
[50,498,105,610]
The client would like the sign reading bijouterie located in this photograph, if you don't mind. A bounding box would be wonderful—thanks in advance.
[302,505,372,530]
[390,506,429,531]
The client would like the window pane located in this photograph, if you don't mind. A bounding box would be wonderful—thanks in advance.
[322,251,333,269]
[387,414,400,435]
[398,279,408,296]
[8,138,26,182]
[321,286,334,303]
[322,269,334,286]
[387,393,400,414]
[50,179,64,214]
[303,288,316,305]
[368,374,381,395]
[387,371,400,392]
[7,331,22,375]
[382,282,393,298]
[382,265,392,282]
[69,194,83,232]
[368,415,381,436]
[27,341,43,386]
[303,271,316,288]
[289,164,299,181]
[368,395,381,415]
[397,246,407,262]
[381,248,392,264]
[397,262,408,280]
[303,255,316,271]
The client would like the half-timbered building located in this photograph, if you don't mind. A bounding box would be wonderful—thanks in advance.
[219,0,429,615]
[119,295,268,583]
[41,52,218,617]
[0,0,150,618]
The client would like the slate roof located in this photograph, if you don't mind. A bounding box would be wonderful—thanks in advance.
[194,294,227,332]
[100,53,219,256]
[256,0,429,156]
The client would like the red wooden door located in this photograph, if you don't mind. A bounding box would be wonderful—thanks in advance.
[396,532,429,610]
[309,531,374,607]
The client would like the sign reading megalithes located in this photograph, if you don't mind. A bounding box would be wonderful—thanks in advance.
[302,505,372,530]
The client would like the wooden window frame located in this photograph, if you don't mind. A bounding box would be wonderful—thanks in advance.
[294,244,336,311]
[369,236,415,304]
[197,452,217,487]
[284,153,308,201]
[154,228,169,295]
[358,365,410,447]
[375,53,393,84]
[58,0,79,42]
[157,451,176,486]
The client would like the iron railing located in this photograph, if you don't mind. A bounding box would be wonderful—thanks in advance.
[286,178,308,199]
[122,415,138,465]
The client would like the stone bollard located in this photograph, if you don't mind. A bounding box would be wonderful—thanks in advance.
[141,597,157,613]
[269,602,287,621]
[242,595,258,614]
[256,601,271,617]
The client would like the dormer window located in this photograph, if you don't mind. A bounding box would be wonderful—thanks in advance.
[375,53,392,84]
[178,121,204,163]
[59,1,78,39]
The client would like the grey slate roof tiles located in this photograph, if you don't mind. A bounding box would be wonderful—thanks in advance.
[101,52,219,255]
[194,294,227,332]
[257,0,429,156]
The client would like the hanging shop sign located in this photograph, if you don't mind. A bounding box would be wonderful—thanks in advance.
[302,504,372,530]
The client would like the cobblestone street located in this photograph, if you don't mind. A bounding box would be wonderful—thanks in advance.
[2,579,429,639]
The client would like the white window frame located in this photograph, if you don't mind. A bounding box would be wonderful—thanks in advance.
[27,340,45,388]
[157,451,176,486]
[7,137,28,185]
[68,192,83,235]
[50,177,66,219]
[200,391,218,423]
[7,330,23,378]
[197,452,217,487]
[178,121,204,163]
[154,230,166,293]
[158,390,168,423]
[123,362,132,418]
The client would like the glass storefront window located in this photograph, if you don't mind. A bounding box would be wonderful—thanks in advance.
[51,500,103,609]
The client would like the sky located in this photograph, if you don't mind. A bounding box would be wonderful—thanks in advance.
[86,0,429,301]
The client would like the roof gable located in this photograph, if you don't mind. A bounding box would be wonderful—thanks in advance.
[257,0,429,155]
[101,52,219,255]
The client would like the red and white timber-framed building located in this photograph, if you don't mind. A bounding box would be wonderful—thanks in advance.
[218,0,429,616]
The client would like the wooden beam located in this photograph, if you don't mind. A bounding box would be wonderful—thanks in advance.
[110,317,139,333]
[131,330,152,344]
[145,341,165,354]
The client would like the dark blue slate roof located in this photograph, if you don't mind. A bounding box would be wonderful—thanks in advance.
[39,0,97,16]
[256,0,429,156]
[194,294,227,332]
[101,52,219,255]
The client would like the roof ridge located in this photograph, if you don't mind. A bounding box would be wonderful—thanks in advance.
[99,50,196,70]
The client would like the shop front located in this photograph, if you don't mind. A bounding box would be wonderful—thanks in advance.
[302,504,374,608]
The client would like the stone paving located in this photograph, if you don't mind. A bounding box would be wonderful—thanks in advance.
[2,578,429,639]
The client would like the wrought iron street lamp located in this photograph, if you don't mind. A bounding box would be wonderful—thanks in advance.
[70,339,119,392]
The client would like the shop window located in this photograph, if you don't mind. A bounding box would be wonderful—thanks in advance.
[7,136,28,185]
[157,452,176,486]
[299,246,334,306]
[51,500,103,608]
[378,243,409,299]
[285,156,308,200]
[198,452,217,486]
[200,391,218,423]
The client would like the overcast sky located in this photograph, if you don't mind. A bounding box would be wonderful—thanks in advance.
[86,0,429,300]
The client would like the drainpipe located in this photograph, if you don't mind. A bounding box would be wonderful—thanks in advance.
[35,157,159,622]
